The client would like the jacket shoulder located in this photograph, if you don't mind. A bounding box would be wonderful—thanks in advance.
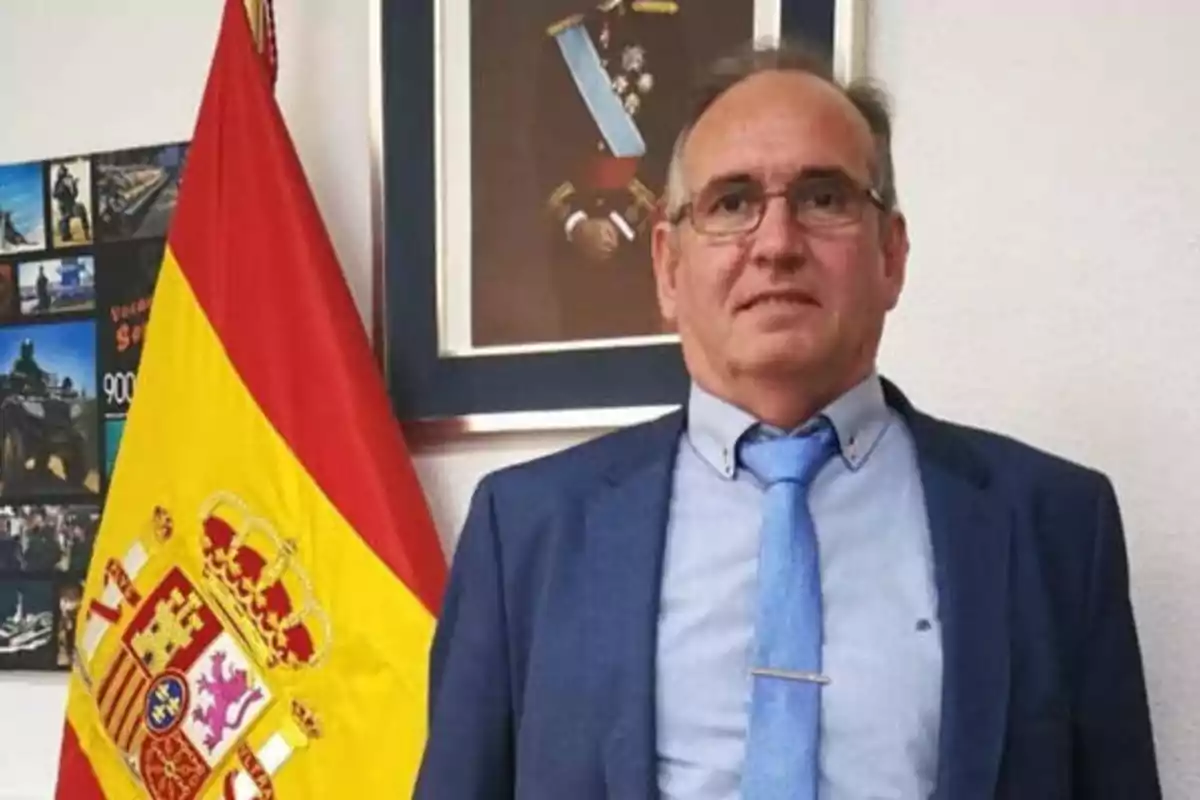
[452,410,682,580]
[903,404,1117,530]
[933,414,1109,490]
[460,409,682,533]
[883,377,1108,493]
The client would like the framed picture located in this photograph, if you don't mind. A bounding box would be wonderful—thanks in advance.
[375,0,866,434]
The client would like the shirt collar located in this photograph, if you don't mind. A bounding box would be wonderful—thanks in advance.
[684,372,893,479]
[685,381,759,478]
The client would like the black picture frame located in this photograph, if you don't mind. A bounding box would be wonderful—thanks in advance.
[378,0,861,431]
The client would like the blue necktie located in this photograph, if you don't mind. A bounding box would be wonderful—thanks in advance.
[738,420,839,800]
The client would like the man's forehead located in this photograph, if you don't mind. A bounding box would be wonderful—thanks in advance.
[683,71,874,183]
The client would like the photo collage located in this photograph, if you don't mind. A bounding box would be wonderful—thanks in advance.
[0,140,188,670]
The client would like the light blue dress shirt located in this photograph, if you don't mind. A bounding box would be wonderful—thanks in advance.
[655,374,943,799]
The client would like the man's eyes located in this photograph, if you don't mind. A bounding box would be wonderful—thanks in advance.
[710,190,753,214]
[792,181,852,210]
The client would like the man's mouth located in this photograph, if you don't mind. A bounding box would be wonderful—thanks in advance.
[737,289,818,312]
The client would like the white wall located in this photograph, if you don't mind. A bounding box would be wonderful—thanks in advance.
[872,5,1200,796]
[0,1,1196,798]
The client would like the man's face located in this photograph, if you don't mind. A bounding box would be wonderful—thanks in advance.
[652,71,908,396]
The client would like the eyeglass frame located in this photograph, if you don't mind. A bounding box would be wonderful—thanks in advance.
[666,167,889,237]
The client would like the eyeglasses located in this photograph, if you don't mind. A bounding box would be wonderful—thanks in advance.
[670,169,887,237]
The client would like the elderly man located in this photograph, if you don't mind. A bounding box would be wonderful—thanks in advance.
[415,38,1160,799]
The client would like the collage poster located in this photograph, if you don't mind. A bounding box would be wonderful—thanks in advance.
[0,139,188,670]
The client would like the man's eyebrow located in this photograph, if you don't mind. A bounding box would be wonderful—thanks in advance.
[699,172,757,190]
[791,166,858,183]
[699,166,861,190]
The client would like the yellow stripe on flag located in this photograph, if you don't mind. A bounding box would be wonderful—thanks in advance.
[65,250,436,798]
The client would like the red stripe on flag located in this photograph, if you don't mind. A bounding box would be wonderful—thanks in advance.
[97,651,137,716]
[109,673,151,751]
[87,598,121,624]
[166,0,446,613]
[54,723,106,800]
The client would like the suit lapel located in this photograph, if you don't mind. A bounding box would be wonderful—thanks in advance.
[582,411,683,800]
[889,384,1013,800]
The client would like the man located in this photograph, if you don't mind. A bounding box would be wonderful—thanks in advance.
[36,265,51,312]
[52,163,91,243]
[415,38,1160,799]
[534,0,691,340]
[11,338,47,393]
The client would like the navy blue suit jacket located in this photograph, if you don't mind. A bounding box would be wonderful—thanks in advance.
[414,381,1160,799]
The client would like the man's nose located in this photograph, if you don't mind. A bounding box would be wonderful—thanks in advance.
[749,196,806,269]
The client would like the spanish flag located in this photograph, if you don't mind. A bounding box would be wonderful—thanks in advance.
[53,0,446,796]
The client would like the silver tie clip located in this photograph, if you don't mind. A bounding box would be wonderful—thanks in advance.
[751,667,831,685]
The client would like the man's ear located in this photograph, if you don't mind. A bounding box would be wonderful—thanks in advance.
[651,221,681,324]
[881,210,909,310]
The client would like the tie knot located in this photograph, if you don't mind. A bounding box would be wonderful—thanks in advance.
[738,421,838,487]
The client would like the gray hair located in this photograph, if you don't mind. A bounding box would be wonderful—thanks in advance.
[663,36,898,219]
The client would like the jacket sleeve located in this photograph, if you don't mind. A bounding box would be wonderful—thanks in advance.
[1072,476,1161,799]
[414,477,514,800]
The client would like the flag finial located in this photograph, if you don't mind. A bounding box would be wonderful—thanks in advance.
[242,0,278,86]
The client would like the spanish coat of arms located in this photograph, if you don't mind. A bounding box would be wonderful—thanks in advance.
[74,492,329,799]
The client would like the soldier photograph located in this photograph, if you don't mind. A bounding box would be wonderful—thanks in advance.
[15,508,65,573]
[94,142,187,242]
[0,579,55,668]
[467,0,753,347]
[0,161,46,255]
[48,158,94,248]
[18,256,97,317]
[0,504,100,575]
[0,321,100,499]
